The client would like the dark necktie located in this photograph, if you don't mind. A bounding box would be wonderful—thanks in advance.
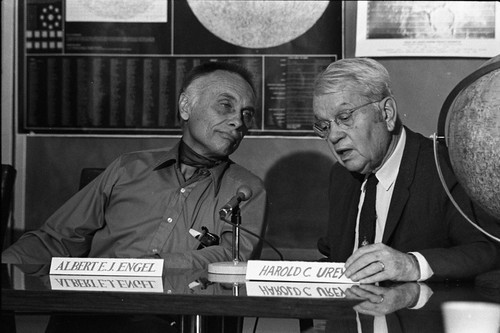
[358,173,378,247]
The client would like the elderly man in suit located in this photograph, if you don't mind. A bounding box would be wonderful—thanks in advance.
[313,57,498,283]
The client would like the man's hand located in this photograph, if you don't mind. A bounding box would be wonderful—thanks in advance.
[346,283,421,316]
[344,243,420,283]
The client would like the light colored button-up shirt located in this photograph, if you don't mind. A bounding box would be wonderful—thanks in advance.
[2,142,267,269]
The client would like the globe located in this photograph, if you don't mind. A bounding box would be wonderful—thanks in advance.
[445,56,500,220]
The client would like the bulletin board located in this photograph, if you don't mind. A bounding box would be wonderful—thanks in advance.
[19,0,343,136]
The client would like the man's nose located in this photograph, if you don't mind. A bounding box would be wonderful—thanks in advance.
[327,124,345,144]
[227,112,244,128]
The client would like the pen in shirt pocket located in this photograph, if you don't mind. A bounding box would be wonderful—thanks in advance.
[189,226,220,249]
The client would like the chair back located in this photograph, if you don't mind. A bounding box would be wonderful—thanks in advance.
[1,164,17,250]
[79,168,105,190]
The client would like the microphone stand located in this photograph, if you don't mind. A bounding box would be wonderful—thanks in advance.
[208,202,248,276]
[232,205,241,265]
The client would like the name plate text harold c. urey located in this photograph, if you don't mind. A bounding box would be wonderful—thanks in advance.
[246,260,356,283]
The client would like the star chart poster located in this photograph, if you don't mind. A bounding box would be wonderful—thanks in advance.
[20,0,343,136]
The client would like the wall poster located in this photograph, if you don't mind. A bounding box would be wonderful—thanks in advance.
[355,1,500,58]
[20,0,343,136]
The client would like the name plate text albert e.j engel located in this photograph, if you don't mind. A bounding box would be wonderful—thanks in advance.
[246,260,356,283]
[50,257,164,276]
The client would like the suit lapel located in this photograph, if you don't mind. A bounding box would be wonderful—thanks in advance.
[383,128,420,243]
[338,174,363,259]
[329,164,363,261]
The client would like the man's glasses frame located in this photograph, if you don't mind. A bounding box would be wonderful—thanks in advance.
[313,99,383,139]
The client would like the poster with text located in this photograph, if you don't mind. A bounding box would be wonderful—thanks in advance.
[20,0,342,135]
[355,1,500,58]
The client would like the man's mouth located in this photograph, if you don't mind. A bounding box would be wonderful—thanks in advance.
[219,132,241,142]
[336,148,352,159]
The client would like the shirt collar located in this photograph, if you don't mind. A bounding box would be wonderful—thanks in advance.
[374,127,406,191]
[152,140,230,196]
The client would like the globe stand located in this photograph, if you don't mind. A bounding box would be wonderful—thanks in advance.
[208,205,247,276]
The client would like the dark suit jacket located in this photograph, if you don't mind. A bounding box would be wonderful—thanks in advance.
[318,127,498,280]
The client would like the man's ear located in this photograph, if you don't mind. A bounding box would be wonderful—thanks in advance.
[381,97,398,131]
[178,93,191,121]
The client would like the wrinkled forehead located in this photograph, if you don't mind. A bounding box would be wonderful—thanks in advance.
[188,70,256,100]
[313,90,365,114]
[314,81,367,98]
[313,93,336,118]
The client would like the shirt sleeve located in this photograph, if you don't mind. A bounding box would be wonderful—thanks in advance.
[1,157,122,264]
[408,283,434,309]
[409,251,434,281]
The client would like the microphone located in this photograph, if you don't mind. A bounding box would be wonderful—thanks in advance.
[219,185,252,219]
[209,185,253,277]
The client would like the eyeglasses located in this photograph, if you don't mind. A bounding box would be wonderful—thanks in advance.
[313,100,381,139]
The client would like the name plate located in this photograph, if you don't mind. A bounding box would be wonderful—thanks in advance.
[246,281,355,298]
[50,257,164,276]
[246,260,355,284]
[50,275,163,293]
